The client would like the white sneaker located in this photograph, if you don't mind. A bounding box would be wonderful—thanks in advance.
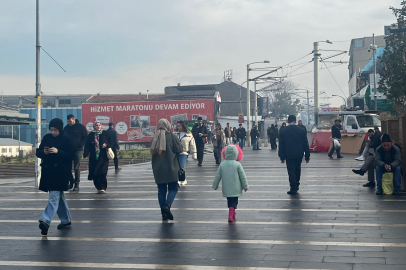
[182,179,188,186]
[359,163,364,167]
[355,156,364,161]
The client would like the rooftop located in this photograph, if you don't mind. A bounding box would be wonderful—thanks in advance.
[0,138,32,146]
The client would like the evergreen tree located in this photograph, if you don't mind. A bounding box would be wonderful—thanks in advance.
[379,1,406,116]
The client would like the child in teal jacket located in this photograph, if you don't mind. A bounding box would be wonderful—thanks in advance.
[212,145,248,222]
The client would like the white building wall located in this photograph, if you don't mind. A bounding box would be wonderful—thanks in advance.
[0,145,33,157]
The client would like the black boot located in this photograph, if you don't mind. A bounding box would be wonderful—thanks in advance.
[72,183,79,191]
[352,169,365,176]
[164,203,174,220]
[161,209,168,221]
[363,182,375,187]
[336,148,343,158]
[39,221,49,236]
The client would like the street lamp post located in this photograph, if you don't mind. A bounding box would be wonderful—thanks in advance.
[313,40,332,127]
[332,95,347,109]
[35,0,41,187]
[247,60,269,147]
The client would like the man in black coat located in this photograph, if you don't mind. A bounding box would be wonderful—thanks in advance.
[236,123,247,150]
[328,119,343,159]
[106,122,121,173]
[64,114,88,191]
[375,134,403,195]
[250,125,259,150]
[278,115,310,195]
[191,117,208,166]
[36,118,75,235]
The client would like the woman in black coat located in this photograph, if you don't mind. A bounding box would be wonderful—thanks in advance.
[84,121,112,194]
[36,118,75,236]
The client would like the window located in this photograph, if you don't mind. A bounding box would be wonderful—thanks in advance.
[16,148,19,153]
[59,99,71,105]
[356,115,381,128]
[354,38,364,48]
[9,148,12,153]
[1,148,6,153]
[347,116,356,126]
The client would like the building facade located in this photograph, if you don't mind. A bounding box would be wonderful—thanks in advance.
[165,81,256,117]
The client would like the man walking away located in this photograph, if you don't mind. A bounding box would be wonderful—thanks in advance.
[279,115,310,195]
[236,123,247,150]
[328,119,343,159]
[191,117,208,167]
[375,134,403,195]
[224,123,232,145]
[352,129,382,187]
[269,124,278,150]
[64,114,88,191]
[250,125,259,150]
[106,122,121,173]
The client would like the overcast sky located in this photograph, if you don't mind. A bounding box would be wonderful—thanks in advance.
[0,0,398,106]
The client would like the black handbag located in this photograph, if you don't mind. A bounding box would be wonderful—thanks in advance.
[178,167,186,182]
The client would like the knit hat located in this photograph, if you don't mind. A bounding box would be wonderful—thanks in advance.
[381,134,391,143]
[49,118,64,132]
[109,122,114,126]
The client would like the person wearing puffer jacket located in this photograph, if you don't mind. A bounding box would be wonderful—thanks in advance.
[176,121,197,186]
[212,145,248,222]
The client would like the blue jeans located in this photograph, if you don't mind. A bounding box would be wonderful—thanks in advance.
[39,191,71,225]
[252,138,257,150]
[376,166,402,191]
[178,154,188,170]
[238,138,245,149]
[157,182,179,208]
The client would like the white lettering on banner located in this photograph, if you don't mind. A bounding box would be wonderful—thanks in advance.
[180,103,206,110]
[90,102,207,113]
[116,105,155,112]
[155,104,179,110]
[90,106,114,113]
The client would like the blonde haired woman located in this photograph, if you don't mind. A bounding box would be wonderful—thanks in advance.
[176,121,197,186]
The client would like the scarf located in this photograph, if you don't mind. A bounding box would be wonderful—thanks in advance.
[150,119,171,155]
[93,121,103,160]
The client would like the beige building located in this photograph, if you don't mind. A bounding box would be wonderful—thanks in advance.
[0,138,33,157]
[348,34,386,96]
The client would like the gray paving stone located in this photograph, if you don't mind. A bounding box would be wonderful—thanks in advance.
[1,149,406,269]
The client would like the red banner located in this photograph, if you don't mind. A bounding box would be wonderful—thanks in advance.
[82,100,214,142]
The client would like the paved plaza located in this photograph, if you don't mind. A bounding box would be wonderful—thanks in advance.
[0,146,406,270]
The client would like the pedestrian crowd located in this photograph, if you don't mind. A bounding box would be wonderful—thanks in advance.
[35,114,403,235]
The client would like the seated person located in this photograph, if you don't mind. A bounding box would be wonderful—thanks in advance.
[375,134,402,195]
[352,129,382,187]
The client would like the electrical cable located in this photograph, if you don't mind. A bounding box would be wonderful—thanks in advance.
[320,59,347,98]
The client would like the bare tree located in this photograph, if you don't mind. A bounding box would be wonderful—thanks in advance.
[258,80,301,120]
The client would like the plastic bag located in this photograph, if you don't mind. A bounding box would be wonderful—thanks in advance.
[382,172,394,195]
[333,139,341,149]
[107,148,115,160]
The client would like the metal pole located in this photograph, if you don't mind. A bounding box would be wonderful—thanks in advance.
[254,81,258,126]
[246,64,251,147]
[11,126,13,139]
[313,42,319,126]
[306,90,310,125]
[18,125,21,155]
[372,33,377,111]
[35,0,41,187]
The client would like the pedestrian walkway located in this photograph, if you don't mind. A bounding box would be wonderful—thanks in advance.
[0,146,406,270]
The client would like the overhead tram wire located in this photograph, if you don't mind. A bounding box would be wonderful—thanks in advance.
[287,62,346,78]
[320,58,347,98]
